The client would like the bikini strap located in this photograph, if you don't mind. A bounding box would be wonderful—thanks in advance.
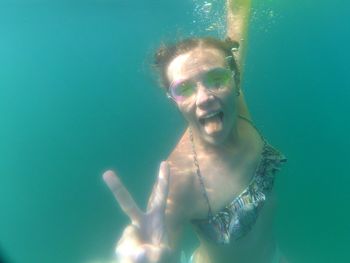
[189,115,267,219]
[238,115,267,146]
[189,128,214,218]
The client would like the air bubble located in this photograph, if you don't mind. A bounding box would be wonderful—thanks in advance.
[202,2,213,14]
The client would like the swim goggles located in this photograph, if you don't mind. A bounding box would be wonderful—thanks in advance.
[167,67,234,103]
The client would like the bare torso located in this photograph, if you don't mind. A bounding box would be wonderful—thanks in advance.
[166,117,279,263]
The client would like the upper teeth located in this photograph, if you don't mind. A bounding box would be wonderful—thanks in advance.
[203,111,220,119]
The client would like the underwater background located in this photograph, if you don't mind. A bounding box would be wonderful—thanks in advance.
[0,0,349,262]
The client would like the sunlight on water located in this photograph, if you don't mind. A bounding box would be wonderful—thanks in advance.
[191,0,280,37]
[192,0,227,37]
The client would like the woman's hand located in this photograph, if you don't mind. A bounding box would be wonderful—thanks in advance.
[103,162,172,263]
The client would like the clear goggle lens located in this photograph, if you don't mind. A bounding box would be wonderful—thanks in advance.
[169,68,233,102]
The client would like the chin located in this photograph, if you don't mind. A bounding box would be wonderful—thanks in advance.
[200,128,230,146]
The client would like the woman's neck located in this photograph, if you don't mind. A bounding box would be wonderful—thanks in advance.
[189,117,249,158]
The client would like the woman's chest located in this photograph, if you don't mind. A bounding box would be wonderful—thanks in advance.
[193,192,277,263]
[189,152,261,219]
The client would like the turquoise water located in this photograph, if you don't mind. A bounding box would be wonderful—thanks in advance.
[0,0,349,262]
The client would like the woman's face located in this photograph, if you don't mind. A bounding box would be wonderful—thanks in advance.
[166,47,238,145]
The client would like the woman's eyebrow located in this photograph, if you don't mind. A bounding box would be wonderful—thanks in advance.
[169,78,188,87]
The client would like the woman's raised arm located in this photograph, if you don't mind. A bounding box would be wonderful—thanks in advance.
[226,0,252,119]
[226,0,252,76]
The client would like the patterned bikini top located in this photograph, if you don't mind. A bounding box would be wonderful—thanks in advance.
[191,117,287,244]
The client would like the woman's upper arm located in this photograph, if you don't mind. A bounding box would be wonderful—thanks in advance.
[226,0,252,73]
[165,180,189,250]
[164,166,193,254]
[163,198,188,263]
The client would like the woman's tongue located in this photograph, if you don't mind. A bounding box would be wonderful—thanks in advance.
[202,114,223,134]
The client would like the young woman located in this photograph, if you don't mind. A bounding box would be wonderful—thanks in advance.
[103,1,287,262]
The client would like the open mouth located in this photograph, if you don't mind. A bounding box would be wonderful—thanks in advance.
[199,111,224,125]
[199,111,224,134]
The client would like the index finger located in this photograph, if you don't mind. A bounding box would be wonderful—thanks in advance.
[147,161,170,214]
[103,170,143,224]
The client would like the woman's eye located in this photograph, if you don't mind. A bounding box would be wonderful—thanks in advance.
[206,73,230,88]
[176,83,194,97]
[211,77,224,86]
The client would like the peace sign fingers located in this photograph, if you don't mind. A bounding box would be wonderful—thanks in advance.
[147,162,170,214]
[103,170,143,225]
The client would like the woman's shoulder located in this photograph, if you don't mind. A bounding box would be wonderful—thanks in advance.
[166,129,198,220]
[168,130,193,171]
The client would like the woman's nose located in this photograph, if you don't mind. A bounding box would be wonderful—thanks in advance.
[195,84,214,107]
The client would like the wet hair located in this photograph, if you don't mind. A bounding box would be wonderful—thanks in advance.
[153,36,240,90]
